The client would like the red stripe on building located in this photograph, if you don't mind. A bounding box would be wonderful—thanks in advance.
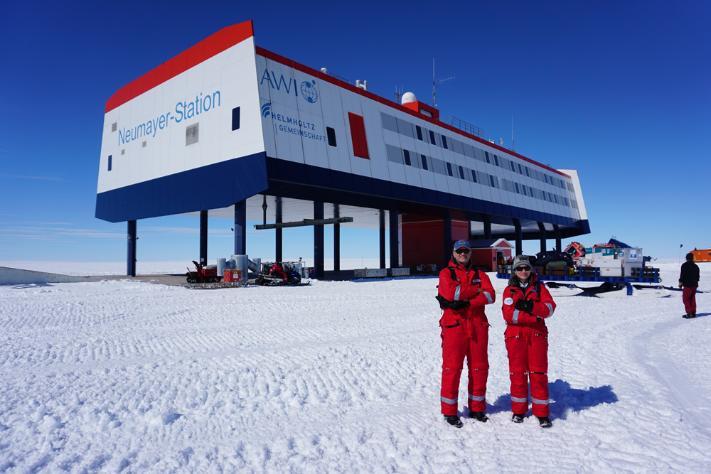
[348,113,370,159]
[256,46,568,178]
[105,21,254,113]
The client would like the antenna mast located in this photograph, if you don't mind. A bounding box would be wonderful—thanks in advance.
[432,57,455,107]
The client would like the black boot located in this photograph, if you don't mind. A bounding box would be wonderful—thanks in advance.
[511,413,525,423]
[690,313,697,318]
[444,415,463,428]
[469,411,488,423]
[683,314,691,319]
[537,416,552,428]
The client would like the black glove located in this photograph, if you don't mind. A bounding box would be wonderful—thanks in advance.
[436,295,470,310]
[514,299,534,313]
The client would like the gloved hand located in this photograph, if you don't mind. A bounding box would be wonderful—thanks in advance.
[436,295,470,310]
[678,283,683,289]
[514,299,534,313]
[450,300,470,310]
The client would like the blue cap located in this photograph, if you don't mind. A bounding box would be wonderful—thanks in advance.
[453,240,470,251]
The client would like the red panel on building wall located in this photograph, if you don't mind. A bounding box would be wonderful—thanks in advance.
[348,112,370,159]
[401,217,471,267]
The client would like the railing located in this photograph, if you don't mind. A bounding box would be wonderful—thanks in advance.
[446,115,486,138]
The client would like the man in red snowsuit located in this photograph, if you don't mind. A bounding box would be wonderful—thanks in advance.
[437,240,496,428]
[501,255,557,428]
[679,252,700,319]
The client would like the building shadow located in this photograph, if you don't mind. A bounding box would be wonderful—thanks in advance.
[484,379,618,419]
[11,282,54,289]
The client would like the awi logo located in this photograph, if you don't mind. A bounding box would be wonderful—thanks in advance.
[300,80,319,103]
[261,102,272,117]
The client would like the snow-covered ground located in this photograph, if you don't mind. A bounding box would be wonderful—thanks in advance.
[0,262,709,472]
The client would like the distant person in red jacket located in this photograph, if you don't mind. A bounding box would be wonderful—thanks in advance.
[679,252,700,319]
[436,240,496,428]
[501,255,557,428]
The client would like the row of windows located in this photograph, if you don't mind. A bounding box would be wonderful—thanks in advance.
[381,113,571,192]
[500,178,579,209]
[385,144,576,209]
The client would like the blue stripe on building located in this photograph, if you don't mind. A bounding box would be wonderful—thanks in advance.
[95,152,268,222]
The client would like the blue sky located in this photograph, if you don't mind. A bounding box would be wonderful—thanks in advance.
[1,0,709,265]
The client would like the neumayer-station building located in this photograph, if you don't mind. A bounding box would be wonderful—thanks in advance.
[96,20,589,277]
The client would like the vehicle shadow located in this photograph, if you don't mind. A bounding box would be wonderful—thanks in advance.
[484,379,618,419]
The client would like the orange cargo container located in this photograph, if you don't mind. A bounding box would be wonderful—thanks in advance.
[691,249,711,262]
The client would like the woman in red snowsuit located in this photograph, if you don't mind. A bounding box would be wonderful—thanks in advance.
[437,240,496,428]
[501,255,556,428]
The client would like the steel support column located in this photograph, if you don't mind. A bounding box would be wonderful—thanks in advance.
[483,215,492,240]
[538,222,547,254]
[275,197,283,262]
[514,219,523,256]
[389,209,399,268]
[127,220,136,277]
[199,210,208,265]
[234,200,246,255]
[379,209,386,269]
[313,201,324,279]
[333,204,341,272]
[553,224,562,251]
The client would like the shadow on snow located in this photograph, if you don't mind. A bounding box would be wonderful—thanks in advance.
[484,379,618,420]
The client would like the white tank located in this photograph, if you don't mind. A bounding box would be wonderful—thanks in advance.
[401,91,417,105]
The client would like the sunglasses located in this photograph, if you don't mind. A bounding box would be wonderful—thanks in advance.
[455,248,470,254]
[515,266,531,272]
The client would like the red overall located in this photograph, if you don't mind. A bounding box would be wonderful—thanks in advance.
[682,287,697,315]
[501,276,556,417]
[438,261,496,415]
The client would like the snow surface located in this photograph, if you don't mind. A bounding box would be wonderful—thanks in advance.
[0,262,710,472]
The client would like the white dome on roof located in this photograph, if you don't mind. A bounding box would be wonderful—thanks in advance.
[401,91,417,104]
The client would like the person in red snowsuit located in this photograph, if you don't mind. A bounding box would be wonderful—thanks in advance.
[679,252,700,319]
[437,240,496,428]
[501,255,557,428]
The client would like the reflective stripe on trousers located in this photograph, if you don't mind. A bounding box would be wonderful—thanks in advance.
[441,396,457,405]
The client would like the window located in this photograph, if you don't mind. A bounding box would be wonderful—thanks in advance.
[518,163,523,174]
[386,145,403,164]
[107,155,112,171]
[493,155,499,166]
[232,107,241,130]
[489,175,496,187]
[348,112,369,159]
[510,162,516,172]
[471,170,477,182]
[458,166,464,179]
[525,167,530,177]
[421,154,428,170]
[429,130,436,145]
[404,149,411,166]
[441,135,448,149]
[326,127,337,147]
[416,125,423,141]
[446,162,453,176]
[186,123,199,145]
[485,151,490,163]
[515,182,520,193]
